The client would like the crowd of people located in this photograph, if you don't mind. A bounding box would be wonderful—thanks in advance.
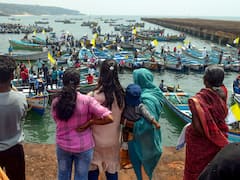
[0,54,239,180]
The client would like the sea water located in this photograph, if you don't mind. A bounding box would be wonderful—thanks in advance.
[0,14,238,146]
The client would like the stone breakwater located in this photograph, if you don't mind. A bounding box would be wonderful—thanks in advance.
[141,18,240,45]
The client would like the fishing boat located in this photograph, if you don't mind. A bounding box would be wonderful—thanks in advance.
[26,91,48,116]
[164,53,204,72]
[14,88,48,116]
[9,39,44,51]
[163,90,240,142]
[137,34,186,42]
[0,51,48,61]
[163,92,192,123]
[233,93,240,104]
[91,47,113,63]
[47,80,97,104]
[34,21,49,24]
[78,47,94,62]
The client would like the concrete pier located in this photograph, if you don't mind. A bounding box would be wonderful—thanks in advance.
[141,18,240,45]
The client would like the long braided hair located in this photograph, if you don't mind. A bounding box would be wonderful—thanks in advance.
[53,68,80,121]
[95,59,125,110]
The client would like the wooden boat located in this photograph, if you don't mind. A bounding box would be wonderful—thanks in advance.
[164,53,204,72]
[233,93,240,104]
[91,47,113,63]
[9,39,44,51]
[34,21,49,24]
[163,91,240,142]
[63,20,75,24]
[81,21,98,27]
[31,36,46,45]
[26,92,48,116]
[226,100,240,142]
[13,88,48,116]
[163,92,192,123]
[137,34,186,42]
[0,51,48,61]
[47,81,97,103]
[78,47,94,62]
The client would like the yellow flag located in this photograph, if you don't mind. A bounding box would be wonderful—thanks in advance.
[132,28,137,35]
[93,33,98,39]
[233,37,239,45]
[42,29,45,34]
[183,39,189,45]
[33,30,36,35]
[151,39,158,47]
[177,45,182,49]
[91,39,96,47]
[80,41,85,47]
[48,52,56,65]
[231,103,240,121]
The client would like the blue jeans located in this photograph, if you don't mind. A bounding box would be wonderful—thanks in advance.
[56,146,93,180]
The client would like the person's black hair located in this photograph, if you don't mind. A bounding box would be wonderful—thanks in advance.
[0,56,16,83]
[95,59,125,110]
[204,65,224,87]
[53,68,80,121]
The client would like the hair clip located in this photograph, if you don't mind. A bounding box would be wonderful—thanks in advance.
[69,80,74,84]
[109,66,114,70]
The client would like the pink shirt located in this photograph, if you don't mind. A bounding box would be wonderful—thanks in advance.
[51,92,111,153]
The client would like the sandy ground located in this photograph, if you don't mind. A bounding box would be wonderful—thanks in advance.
[24,143,185,180]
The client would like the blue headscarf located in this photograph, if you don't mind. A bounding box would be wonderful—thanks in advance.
[128,68,164,180]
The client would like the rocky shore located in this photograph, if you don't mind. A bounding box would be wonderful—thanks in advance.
[24,143,185,180]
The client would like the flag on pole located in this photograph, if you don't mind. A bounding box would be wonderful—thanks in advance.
[91,39,96,47]
[226,103,240,125]
[132,28,137,35]
[151,39,158,47]
[183,39,190,45]
[177,45,182,49]
[48,52,56,65]
[233,37,239,45]
[93,33,98,39]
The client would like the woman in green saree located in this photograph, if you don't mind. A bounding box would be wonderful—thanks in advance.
[128,68,164,180]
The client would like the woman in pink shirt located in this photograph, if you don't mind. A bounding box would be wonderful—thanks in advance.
[51,68,113,180]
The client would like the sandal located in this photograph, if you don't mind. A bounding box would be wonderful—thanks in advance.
[122,162,133,169]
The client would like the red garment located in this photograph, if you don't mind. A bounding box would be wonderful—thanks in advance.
[86,75,94,84]
[20,68,29,80]
[184,88,229,180]
[75,62,81,68]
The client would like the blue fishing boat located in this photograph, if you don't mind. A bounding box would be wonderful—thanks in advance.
[26,92,49,116]
[9,39,44,51]
[163,91,240,142]
[164,53,204,72]
[0,51,48,61]
[15,88,48,116]
[163,92,192,123]
[78,47,95,63]
[91,47,113,63]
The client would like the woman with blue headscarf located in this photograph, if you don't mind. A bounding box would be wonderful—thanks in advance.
[128,68,164,180]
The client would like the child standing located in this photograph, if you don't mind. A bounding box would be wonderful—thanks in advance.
[120,83,160,169]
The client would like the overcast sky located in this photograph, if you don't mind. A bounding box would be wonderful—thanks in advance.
[0,0,239,17]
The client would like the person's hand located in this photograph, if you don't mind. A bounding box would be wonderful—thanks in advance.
[151,119,161,129]
[76,120,93,132]
[154,122,161,129]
